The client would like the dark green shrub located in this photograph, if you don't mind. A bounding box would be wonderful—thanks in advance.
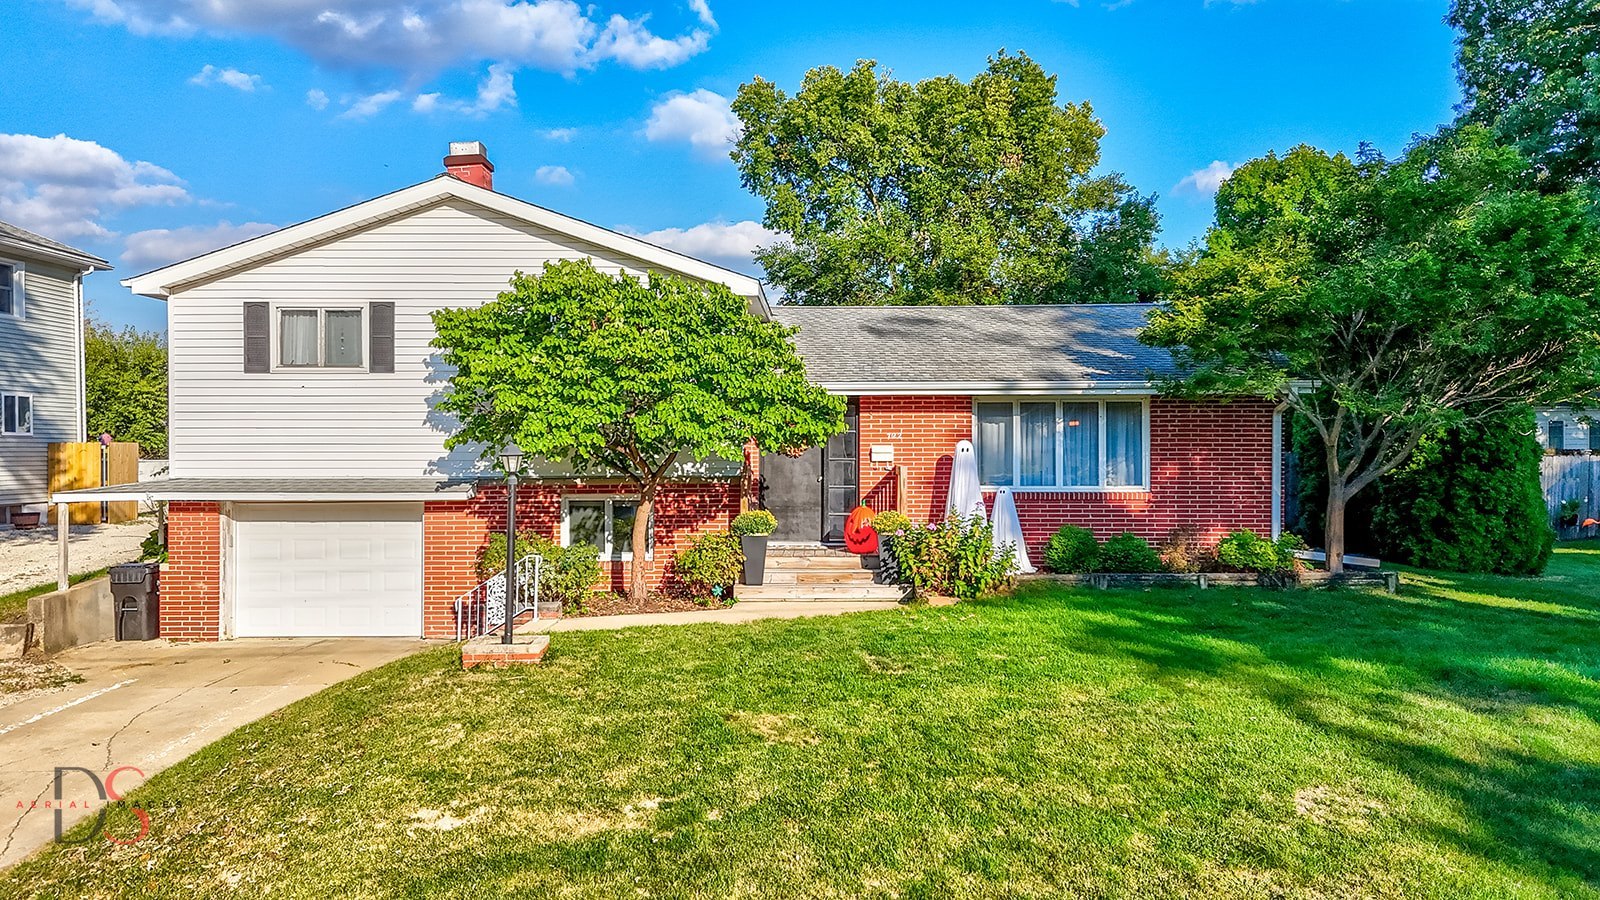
[1044,525,1099,573]
[884,515,1014,602]
[1095,532,1162,573]
[1369,409,1554,575]
[731,509,777,536]
[478,532,602,612]
[672,532,743,603]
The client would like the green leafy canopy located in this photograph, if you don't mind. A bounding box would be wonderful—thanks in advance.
[85,320,168,458]
[430,260,845,480]
[731,51,1169,305]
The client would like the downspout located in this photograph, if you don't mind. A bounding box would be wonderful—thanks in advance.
[1271,400,1288,539]
[75,268,90,441]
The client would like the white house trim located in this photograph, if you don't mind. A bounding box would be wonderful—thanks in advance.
[123,176,765,300]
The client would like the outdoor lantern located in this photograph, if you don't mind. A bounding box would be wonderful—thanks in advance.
[499,442,523,645]
[499,442,524,476]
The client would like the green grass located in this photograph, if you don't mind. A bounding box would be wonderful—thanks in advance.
[8,545,1600,898]
[0,567,110,624]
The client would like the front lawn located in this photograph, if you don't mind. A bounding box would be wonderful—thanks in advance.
[7,545,1599,898]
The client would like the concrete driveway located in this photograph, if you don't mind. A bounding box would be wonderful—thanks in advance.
[0,637,426,869]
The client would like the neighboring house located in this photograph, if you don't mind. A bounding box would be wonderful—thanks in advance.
[0,221,111,523]
[54,142,1281,641]
[1535,406,1599,454]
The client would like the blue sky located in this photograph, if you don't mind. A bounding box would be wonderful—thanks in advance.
[1,0,1460,332]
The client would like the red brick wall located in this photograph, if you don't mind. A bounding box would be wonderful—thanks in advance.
[856,396,1277,557]
[160,501,222,641]
[420,480,741,637]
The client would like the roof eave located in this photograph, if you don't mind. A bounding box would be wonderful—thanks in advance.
[0,236,111,272]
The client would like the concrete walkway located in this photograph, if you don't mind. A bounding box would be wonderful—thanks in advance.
[0,637,425,870]
[520,600,903,633]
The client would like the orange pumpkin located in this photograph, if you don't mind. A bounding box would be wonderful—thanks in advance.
[843,505,879,554]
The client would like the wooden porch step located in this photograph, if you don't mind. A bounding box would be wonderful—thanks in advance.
[763,570,881,585]
[766,555,875,570]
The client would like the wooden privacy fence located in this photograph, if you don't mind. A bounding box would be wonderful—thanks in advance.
[48,442,139,524]
[1542,454,1600,540]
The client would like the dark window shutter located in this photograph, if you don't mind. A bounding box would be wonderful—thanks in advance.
[243,302,270,373]
[369,302,395,373]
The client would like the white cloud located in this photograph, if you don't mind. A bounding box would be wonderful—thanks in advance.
[688,0,716,27]
[643,89,740,161]
[189,64,264,91]
[629,219,778,272]
[122,220,277,269]
[66,0,714,78]
[339,89,405,120]
[1174,160,1239,195]
[593,14,710,69]
[534,165,575,187]
[305,88,329,110]
[541,127,577,141]
[0,133,188,241]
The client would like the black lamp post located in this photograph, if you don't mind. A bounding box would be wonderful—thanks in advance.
[498,442,524,645]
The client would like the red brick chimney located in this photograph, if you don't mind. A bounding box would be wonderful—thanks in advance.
[443,140,493,190]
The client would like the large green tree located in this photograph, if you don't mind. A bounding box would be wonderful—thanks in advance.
[432,261,844,601]
[731,52,1166,305]
[85,321,168,458]
[1450,0,1600,188]
[1145,127,1600,573]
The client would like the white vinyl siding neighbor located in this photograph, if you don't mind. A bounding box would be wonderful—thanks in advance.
[0,256,88,509]
[165,198,683,478]
[973,398,1150,491]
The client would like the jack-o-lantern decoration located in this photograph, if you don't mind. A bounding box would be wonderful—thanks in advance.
[843,505,879,555]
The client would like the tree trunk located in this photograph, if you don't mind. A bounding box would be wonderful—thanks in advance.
[628,482,656,603]
[1324,483,1347,575]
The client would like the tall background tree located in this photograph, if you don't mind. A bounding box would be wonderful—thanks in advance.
[85,320,168,458]
[731,52,1167,305]
[1450,0,1600,189]
[432,261,844,602]
[1146,128,1600,573]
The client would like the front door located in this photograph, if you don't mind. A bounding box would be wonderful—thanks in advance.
[759,398,859,544]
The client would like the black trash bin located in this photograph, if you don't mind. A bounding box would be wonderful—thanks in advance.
[110,562,160,641]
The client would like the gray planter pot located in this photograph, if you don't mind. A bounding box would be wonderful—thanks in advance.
[740,534,769,585]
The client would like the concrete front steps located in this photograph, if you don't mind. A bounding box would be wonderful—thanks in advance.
[734,544,908,603]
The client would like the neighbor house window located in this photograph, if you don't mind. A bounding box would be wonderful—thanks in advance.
[1,393,32,435]
[1550,421,1566,452]
[973,399,1149,490]
[278,307,363,368]
[562,497,652,560]
[1590,423,1600,453]
[0,262,19,317]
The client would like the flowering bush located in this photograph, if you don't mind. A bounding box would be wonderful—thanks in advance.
[883,514,1013,602]
[477,532,602,612]
[871,509,913,537]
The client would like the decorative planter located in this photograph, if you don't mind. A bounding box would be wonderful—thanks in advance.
[9,512,40,529]
[740,534,769,585]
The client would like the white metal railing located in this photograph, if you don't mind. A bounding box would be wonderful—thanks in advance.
[453,554,543,641]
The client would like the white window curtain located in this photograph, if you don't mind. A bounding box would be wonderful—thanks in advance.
[1018,402,1056,486]
[324,310,363,367]
[1106,401,1145,487]
[1062,402,1100,486]
[280,310,320,366]
[975,403,1014,486]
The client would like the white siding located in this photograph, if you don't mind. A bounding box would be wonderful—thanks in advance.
[169,198,695,477]
[0,257,85,507]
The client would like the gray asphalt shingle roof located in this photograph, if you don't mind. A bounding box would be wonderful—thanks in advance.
[770,304,1179,388]
[0,219,111,268]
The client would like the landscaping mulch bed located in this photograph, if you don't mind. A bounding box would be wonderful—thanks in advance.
[569,590,730,617]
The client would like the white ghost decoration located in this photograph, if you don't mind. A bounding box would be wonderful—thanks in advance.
[990,487,1035,574]
[946,440,986,522]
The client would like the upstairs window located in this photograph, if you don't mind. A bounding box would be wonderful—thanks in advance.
[0,262,20,317]
[278,308,363,368]
[1549,420,1566,452]
[2,393,32,435]
[973,399,1149,490]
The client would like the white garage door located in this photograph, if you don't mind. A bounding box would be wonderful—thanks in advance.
[233,502,423,638]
